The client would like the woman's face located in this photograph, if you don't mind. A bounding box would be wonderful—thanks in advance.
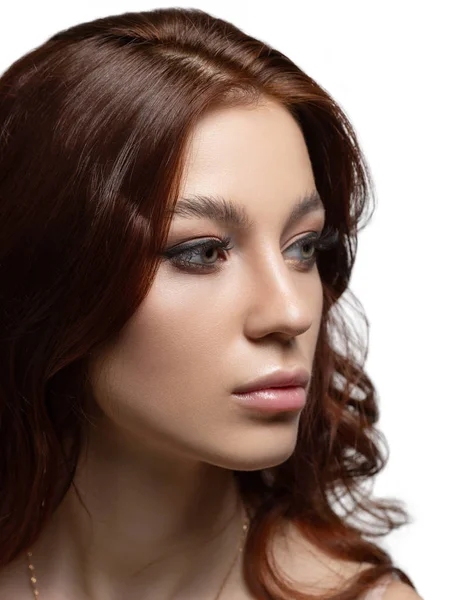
[88,98,325,471]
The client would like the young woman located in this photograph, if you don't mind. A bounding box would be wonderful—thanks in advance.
[0,7,422,600]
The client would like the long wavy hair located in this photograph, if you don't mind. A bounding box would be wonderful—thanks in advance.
[0,7,417,599]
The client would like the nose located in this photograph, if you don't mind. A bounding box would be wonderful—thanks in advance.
[242,247,316,342]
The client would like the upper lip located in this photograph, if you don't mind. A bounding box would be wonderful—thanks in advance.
[233,368,310,394]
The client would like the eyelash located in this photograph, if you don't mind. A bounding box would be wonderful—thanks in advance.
[161,226,339,273]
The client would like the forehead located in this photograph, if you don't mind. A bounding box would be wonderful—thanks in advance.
[171,101,322,230]
[184,100,312,177]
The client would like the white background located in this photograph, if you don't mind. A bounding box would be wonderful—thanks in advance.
[1,2,452,598]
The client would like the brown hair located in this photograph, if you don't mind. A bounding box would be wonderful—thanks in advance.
[0,7,417,599]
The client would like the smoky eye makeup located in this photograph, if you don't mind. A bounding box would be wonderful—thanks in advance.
[160,224,338,274]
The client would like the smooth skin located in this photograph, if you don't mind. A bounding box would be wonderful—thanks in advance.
[0,98,422,599]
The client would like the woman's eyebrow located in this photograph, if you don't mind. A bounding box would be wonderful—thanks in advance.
[168,190,325,233]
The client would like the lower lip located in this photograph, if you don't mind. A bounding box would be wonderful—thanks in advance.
[232,386,306,413]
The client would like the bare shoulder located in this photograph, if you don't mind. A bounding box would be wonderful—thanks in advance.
[270,521,414,596]
[382,581,424,599]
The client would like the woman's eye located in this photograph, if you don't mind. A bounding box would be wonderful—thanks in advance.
[161,236,234,272]
[286,237,316,261]
[161,227,338,273]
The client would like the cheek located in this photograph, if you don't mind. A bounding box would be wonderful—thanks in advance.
[314,272,324,324]
[87,334,208,450]
[300,270,323,348]
[86,289,220,425]
[129,273,233,367]
[127,295,218,372]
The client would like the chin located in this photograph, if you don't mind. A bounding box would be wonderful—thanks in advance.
[207,436,298,472]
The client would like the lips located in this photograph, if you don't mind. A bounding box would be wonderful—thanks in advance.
[233,368,310,395]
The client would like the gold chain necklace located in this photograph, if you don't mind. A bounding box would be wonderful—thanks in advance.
[26,508,250,599]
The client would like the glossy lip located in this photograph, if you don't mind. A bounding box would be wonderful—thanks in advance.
[233,368,310,395]
[232,387,307,413]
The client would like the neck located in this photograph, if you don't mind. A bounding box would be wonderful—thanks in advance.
[27,421,248,600]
